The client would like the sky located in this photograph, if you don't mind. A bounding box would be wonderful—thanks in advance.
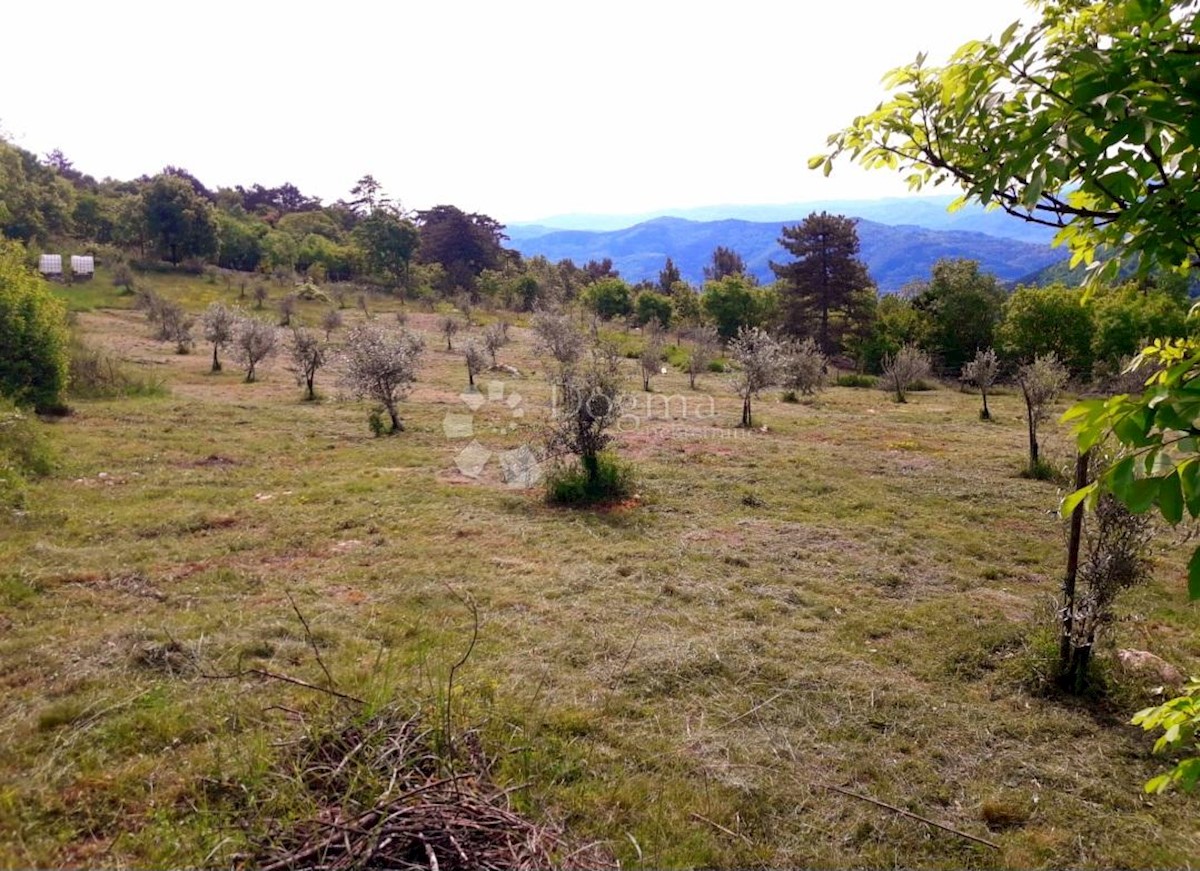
[0,0,1032,224]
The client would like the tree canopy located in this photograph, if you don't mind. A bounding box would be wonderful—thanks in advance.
[142,174,219,265]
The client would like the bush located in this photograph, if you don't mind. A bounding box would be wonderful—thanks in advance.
[0,398,54,508]
[1021,457,1061,482]
[836,373,877,388]
[67,337,165,399]
[0,241,70,412]
[544,452,635,506]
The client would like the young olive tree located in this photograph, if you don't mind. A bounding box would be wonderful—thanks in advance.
[321,308,343,342]
[961,347,1000,420]
[546,347,627,495]
[166,305,194,354]
[782,337,828,397]
[253,284,269,310]
[1016,352,1068,475]
[463,340,488,389]
[728,326,783,428]
[441,315,462,351]
[341,324,424,433]
[639,328,665,392]
[687,325,720,390]
[483,321,507,367]
[532,309,585,385]
[201,302,236,372]
[881,344,932,403]
[289,326,325,401]
[231,317,279,383]
[278,293,297,327]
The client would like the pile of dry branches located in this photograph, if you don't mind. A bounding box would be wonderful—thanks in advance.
[248,706,610,871]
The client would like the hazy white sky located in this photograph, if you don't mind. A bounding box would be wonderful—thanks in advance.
[1,1,1031,222]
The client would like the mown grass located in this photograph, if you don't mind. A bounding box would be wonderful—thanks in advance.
[1,271,1198,868]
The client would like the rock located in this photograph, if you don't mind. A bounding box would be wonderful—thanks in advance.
[1117,649,1185,689]
[493,364,521,377]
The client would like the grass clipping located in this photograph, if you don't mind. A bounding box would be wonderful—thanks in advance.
[249,704,611,871]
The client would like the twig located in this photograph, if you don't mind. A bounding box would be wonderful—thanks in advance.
[286,590,338,697]
[690,811,751,844]
[820,783,999,850]
[720,689,788,729]
[201,667,365,705]
[421,835,440,871]
[442,582,480,761]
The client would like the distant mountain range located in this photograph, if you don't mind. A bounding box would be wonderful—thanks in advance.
[509,195,1061,245]
[507,212,1067,292]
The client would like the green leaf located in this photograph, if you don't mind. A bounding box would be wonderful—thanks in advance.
[1128,477,1160,513]
[1189,549,1200,600]
[1159,471,1184,524]
[1113,407,1154,446]
[1181,459,1200,517]
[1060,482,1098,518]
[1107,455,1137,498]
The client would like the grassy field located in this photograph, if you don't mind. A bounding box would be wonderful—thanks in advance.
[2,271,1199,868]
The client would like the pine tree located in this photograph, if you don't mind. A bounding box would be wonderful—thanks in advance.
[770,212,874,354]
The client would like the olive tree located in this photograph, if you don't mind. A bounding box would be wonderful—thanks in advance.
[289,327,325,401]
[201,302,236,372]
[463,341,487,389]
[686,325,719,390]
[440,315,462,351]
[639,328,664,392]
[545,345,628,498]
[1016,352,1068,475]
[230,316,278,383]
[728,326,783,428]
[483,321,507,367]
[321,308,343,341]
[961,347,1000,420]
[532,309,585,384]
[782,337,828,397]
[881,343,931,404]
[341,324,424,433]
[278,293,297,327]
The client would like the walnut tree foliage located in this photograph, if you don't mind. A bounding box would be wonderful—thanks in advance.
[819,0,1200,793]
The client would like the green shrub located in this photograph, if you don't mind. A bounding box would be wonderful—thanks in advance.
[0,240,70,412]
[664,344,689,369]
[1021,457,1060,482]
[0,398,54,508]
[836,373,877,388]
[707,359,726,373]
[544,452,635,506]
[367,408,388,438]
